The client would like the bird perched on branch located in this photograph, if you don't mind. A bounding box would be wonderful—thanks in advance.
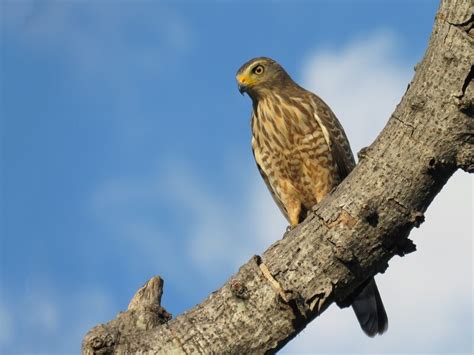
[236,57,388,337]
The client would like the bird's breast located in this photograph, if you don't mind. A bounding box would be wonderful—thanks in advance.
[251,95,340,203]
[252,95,327,157]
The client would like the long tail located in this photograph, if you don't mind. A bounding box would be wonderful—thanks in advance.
[351,278,388,337]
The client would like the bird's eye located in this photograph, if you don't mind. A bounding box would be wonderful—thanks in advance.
[253,65,264,75]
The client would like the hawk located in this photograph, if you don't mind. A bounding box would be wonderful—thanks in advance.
[236,57,388,337]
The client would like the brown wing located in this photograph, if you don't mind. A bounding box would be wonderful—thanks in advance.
[251,144,290,222]
[309,93,356,180]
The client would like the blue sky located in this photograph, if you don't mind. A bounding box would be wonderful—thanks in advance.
[1,1,472,354]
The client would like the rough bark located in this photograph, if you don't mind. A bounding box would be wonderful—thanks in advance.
[82,0,473,353]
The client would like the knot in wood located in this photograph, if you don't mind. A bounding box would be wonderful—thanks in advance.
[427,157,437,171]
[443,51,455,63]
[230,279,249,300]
[410,96,426,111]
[360,203,379,227]
[90,336,104,350]
[425,156,456,178]
[87,332,116,353]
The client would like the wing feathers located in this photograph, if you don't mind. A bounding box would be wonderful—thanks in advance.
[310,93,356,179]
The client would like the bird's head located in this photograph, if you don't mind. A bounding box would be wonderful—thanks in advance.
[236,57,292,100]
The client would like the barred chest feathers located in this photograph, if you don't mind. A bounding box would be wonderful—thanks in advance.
[251,93,341,214]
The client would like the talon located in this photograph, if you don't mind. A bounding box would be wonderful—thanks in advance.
[283,224,298,238]
[283,225,293,238]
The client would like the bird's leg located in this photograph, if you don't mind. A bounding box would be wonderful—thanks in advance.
[288,205,301,229]
[282,200,301,238]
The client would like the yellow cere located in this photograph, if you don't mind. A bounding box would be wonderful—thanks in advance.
[237,74,254,86]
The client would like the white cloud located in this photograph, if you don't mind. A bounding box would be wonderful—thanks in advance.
[282,32,473,353]
[301,31,412,154]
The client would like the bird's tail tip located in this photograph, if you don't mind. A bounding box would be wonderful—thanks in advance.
[351,278,388,337]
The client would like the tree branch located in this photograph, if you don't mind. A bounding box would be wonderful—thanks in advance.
[82,0,473,353]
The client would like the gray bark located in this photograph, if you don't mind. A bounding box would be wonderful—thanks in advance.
[82,0,473,353]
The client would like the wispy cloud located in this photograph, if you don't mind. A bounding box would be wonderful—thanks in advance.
[4,1,192,74]
[0,301,13,348]
[1,280,116,353]
[90,159,286,286]
[3,0,192,134]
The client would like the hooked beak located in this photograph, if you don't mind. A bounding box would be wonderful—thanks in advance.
[236,74,249,95]
[238,83,246,95]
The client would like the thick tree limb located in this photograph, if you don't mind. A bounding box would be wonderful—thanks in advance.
[82,0,473,353]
